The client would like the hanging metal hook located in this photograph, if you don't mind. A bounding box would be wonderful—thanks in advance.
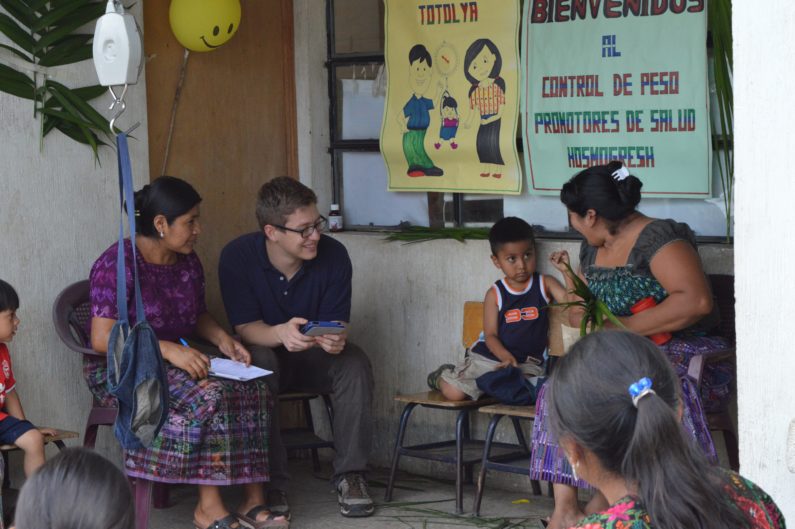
[108,84,127,132]
[107,84,139,134]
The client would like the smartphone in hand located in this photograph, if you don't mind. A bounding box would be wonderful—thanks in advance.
[300,321,346,336]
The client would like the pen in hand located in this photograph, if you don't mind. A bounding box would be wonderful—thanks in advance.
[178,338,213,379]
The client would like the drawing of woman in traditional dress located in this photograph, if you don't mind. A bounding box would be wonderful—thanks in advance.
[464,38,505,178]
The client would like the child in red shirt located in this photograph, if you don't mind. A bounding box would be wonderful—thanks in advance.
[0,279,56,476]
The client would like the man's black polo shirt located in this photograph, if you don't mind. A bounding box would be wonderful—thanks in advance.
[219,232,352,327]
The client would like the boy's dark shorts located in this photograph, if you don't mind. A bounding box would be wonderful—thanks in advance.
[0,416,36,445]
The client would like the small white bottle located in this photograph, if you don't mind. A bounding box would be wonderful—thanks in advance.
[329,203,344,232]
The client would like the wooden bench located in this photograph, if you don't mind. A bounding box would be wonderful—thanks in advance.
[385,302,570,514]
[0,429,78,452]
[1,429,79,490]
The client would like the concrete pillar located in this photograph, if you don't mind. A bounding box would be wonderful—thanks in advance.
[734,0,795,517]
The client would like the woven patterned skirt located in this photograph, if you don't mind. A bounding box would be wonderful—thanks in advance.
[661,335,735,413]
[84,358,272,486]
[529,335,732,487]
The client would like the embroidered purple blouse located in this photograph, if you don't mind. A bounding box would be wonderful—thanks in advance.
[88,239,207,342]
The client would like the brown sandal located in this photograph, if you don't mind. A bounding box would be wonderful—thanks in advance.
[235,506,289,529]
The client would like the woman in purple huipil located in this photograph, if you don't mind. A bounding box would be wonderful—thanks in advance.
[87,177,286,529]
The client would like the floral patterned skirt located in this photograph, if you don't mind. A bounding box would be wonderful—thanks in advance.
[529,335,733,487]
[83,357,272,485]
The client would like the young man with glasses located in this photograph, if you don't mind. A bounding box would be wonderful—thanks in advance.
[218,177,375,520]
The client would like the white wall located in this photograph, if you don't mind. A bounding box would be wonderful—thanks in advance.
[734,0,795,518]
[293,0,332,214]
[0,7,149,478]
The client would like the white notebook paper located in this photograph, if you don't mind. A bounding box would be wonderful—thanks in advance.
[209,358,272,382]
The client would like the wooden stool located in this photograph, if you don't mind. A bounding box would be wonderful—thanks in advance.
[279,392,334,472]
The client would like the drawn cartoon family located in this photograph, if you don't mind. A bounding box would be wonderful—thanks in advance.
[397,38,507,179]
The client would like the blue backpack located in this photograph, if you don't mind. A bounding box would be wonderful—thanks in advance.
[106,133,170,449]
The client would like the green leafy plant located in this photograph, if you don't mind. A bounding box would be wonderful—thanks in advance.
[0,1,111,157]
[385,226,489,244]
[554,260,623,336]
[708,0,733,241]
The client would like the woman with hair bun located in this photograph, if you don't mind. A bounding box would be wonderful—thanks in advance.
[87,176,286,529]
[532,162,734,528]
[547,331,783,529]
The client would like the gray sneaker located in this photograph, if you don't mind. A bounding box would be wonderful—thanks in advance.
[335,473,374,517]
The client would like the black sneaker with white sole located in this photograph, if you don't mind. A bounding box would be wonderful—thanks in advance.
[335,473,374,517]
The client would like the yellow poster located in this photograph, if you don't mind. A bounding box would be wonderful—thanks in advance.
[381,0,522,194]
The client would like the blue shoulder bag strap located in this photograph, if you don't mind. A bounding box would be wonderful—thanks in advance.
[109,133,170,449]
[115,132,146,328]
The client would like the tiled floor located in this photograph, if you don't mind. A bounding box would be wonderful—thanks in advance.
[151,460,553,529]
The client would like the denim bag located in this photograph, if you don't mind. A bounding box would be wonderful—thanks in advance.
[107,133,169,449]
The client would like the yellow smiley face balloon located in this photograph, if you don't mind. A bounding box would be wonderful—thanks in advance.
[169,0,242,52]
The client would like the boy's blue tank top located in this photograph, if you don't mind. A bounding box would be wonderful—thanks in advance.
[471,272,550,363]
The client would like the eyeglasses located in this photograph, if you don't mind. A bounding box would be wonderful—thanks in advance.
[271,216,327,239]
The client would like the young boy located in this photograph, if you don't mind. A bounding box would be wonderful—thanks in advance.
[0,279,56,476]
[428,217,571,401]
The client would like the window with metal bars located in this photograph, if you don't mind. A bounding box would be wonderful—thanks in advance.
[325,0,731,241]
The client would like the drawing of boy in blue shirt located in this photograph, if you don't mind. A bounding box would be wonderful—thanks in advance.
[396,44,443,177]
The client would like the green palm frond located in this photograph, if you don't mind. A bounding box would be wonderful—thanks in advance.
[385,226,490,244]
[708,0,733,241]
[552,260,624,336]
[0,1,111,158]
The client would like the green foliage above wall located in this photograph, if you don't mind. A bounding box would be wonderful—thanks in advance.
[0,1,111,158]
[708,0,733,240]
